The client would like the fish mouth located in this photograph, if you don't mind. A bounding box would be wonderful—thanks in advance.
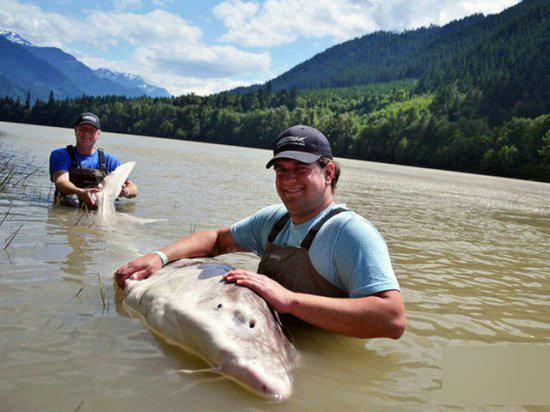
[220,360,293,401]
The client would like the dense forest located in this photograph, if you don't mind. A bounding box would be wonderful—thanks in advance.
[0,0,548,182]
[1,78,549,182]
[236,0,549,127]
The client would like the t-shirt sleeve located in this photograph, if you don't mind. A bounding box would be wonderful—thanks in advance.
[334,218,400,298]
[49,149,70,179]
[230,205,286,257]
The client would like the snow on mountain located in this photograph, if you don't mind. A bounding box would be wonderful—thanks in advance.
[0,30,32,46]
[95,68,171,97]
[0,28,171,99]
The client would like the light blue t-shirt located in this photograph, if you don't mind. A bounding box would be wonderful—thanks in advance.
[49,147,121,179]
[230,204,400,298]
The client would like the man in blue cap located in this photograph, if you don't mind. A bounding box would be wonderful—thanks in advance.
[115,125,405,339]
[49,112,138,207]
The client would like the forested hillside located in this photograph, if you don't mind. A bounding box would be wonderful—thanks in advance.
[237,0,549,124]
[0,0,548,182]
[1,78,548,181]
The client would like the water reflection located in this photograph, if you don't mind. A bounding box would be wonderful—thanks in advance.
[46,206,105,279]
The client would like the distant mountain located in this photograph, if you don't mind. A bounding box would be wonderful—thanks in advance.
[234,0,548,121]
[95,68,170,98]
[236,0,547,94]
[0,36,82,101]
[0,30,32,46]
[0,30,170,100]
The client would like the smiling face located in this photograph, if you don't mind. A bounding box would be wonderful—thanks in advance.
[74,124,100,154]
[273,158,335,224]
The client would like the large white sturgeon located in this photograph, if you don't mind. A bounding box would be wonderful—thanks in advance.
[94,161,135,224]
[120,259,298,401]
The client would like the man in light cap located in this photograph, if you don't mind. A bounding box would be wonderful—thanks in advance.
[49,112,138,207]
[115,125,405,339]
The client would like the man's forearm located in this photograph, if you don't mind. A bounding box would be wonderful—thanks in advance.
[55,179,83,197]
[287,291,406,339]
[159,227,244,263]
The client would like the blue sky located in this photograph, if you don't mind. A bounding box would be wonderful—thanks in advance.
[1,0,520,95]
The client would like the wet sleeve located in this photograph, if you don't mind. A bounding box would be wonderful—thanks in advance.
[230,205,285,257]
[49,149,70,179]
[334,218,400,298]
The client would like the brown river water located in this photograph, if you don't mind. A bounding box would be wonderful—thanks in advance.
[0,121,548,410]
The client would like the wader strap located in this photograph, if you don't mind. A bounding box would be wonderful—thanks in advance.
[97,149,106,171]
[300,208,348,251]
[267,212,291,243]
[66,145,79,169]
[67,146,107,172]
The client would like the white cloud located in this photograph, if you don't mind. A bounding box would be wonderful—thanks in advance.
[87,10,203,47]
[213,0,521,47]
[132,44,270,78]
[0,0,81,48]
[131,72,260,96]
[113,0,144,12]
[0,0,272,95]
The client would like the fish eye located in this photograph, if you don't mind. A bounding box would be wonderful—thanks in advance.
[216,303,223,309]
[249,320,256,329]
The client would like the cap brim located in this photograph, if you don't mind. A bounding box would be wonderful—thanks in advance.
[266,151,321,168]
[76,121,99,129]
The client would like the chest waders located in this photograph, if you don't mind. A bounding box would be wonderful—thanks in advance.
[54,145,108,206]
[257,207,349,297]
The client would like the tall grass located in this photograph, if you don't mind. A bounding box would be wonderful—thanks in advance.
[0,136,51,202]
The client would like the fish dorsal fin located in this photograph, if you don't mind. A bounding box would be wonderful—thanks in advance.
[101,162,135,198]
[95,161,135,221]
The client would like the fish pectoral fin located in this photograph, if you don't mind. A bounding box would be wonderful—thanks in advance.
[177,376,226,394]
[174,366,222,375]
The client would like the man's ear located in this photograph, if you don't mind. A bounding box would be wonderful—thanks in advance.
[324,162,335,184]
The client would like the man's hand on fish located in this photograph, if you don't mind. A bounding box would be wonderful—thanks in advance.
[120,180,138,198]
[77,187,101,207]
[115,253,163,288]
[224,269,295,314]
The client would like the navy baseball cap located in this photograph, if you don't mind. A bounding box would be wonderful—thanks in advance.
[75,112,100,129]
[266,125,332,168]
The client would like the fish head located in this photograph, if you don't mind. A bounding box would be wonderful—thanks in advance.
[209,282,297,401]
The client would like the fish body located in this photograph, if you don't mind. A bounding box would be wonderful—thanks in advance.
[122,259,298,401]
[95,161,135,223]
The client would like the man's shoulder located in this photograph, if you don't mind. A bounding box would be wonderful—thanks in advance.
[50,147,70,157]
[251,204,287,224]
[97,149,121,170]
[321,207,385,243]
[98,149,117,160]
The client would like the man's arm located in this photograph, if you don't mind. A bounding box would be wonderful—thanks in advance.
[52,171,100,207]
[115,226,247,288]
[223,270,406,339]
[287,289,406,339]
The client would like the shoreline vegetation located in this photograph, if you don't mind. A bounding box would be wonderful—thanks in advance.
[1,81,548,183]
